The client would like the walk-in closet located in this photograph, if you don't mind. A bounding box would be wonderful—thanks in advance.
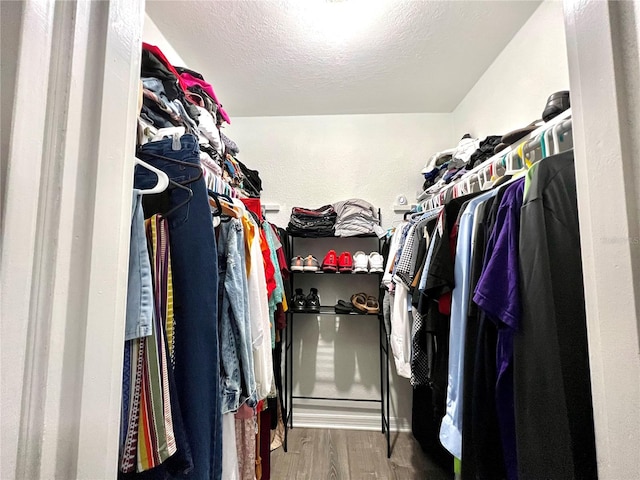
[2,1,639,480]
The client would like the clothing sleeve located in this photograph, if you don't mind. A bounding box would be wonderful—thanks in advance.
[424,213,454,299]
[473,183,524,329]
[258,229,277,297]
[247,225,265,347]
[394,225,417,288]
[226,222,258,405]
[382,223,406,288]
[390,285,412,378]
[196,106,223,153]
[250,233,273,399]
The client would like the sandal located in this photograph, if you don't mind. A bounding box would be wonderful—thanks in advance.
[351,293,368,313]
[365,295,380,314]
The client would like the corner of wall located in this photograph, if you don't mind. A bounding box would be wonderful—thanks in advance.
[143,13,186,67]
[452,0,569,139]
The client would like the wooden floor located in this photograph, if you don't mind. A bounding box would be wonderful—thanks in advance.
[271,428,452,480]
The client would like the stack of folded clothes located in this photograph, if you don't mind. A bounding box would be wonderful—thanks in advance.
[333,198,382,237]
[287,205,337,237]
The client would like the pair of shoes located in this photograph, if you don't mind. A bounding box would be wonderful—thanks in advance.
[353,251,384,274]
[292,288,321,313]
[290,255,320,272]
[322,250,353,273]
[350,292,380,314]
[334,299,355,314]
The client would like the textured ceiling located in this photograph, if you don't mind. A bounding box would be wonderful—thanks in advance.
[146,0,541,117]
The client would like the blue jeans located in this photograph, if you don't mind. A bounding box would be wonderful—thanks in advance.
[217,219,257,413]
[135,134,222,480]
[124,191,153,341]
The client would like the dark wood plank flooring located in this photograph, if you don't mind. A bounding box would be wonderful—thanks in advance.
[271,428,452,479]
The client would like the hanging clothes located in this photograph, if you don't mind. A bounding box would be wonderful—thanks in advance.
[124,192,154,342]
[408,123,597,480]
[136,134,222,480]
[515,150,597,480]
[217,218,258,413]
[471,178,525,480]
[439,185,502,460]
[119,215,193,479]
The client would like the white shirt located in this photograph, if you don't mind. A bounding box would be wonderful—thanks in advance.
[196,105,223,155]
[241,206,274,400]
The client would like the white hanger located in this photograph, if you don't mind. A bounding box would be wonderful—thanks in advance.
[479,161,496,191]
[505,149,525,175]
[544,125,556,156]
[552,121,564,155]
[151,127,186,150]
[135,158,169,195]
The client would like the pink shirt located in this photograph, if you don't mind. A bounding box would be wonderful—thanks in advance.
[179,72,231,124]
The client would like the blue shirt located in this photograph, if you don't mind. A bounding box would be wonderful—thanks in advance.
[439,188,499,459]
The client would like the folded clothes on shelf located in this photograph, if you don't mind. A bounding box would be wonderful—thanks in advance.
[332,198,382,237]
[286,204,337,237]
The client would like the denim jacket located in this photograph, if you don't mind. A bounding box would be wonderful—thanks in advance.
[218,218,257,413]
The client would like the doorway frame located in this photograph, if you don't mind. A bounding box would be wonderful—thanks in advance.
[1,0,144,478]
[2,1,639,478]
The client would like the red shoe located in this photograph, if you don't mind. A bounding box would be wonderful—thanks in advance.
[322,250,338,272]
[338,251,353,273]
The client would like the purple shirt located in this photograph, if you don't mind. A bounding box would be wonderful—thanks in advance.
[473,178,525,480]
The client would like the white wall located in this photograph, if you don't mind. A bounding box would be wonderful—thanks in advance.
[0,1,24,474]
[140,0,569,433]
[142,11,456,430]
[2,1,144,477]
[564,1,640,478]
[227,114,454,229]
[0,0,23,234]
[453,0,569,138]
[143,13,186,67]
[227,114,453,429]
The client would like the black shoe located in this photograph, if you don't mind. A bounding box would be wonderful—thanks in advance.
[292,288,306,312]
[306,288,321,313]
[334,299,354,314]
[542,90,570,122]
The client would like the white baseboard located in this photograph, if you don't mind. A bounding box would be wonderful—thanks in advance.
[291,412,411,432]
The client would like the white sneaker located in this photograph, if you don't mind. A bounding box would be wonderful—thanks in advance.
[302,255,320,272]
[290,256,304,271]
[368,252,384,273]
[352,251,369,273]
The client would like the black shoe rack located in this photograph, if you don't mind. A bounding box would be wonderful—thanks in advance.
[281,215,392,458]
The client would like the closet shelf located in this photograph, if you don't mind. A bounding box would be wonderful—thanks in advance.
[287,233,380,239]
[284,224,391,458]
[289,307,381,316]
[290,270,383,276]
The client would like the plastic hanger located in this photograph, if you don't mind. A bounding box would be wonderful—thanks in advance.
[207,190,239,220]
[207,189,224,227]
[479,162,496,191]
[134,151,201,219]
[539,132,547,159]
[219,193,242,218]
[135,158,169,195]
[552,119,573,154]
[151,127,186,150]
[544,125,555,156]
[505,148,526,175]
[135,149,203,186]
[163,180,193,218]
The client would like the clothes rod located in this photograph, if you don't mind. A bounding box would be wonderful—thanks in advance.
[417,108,573,203]
[263,203,280,213]
[457,109,572,183]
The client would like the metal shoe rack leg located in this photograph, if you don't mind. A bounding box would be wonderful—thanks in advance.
[281,228,392,458]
